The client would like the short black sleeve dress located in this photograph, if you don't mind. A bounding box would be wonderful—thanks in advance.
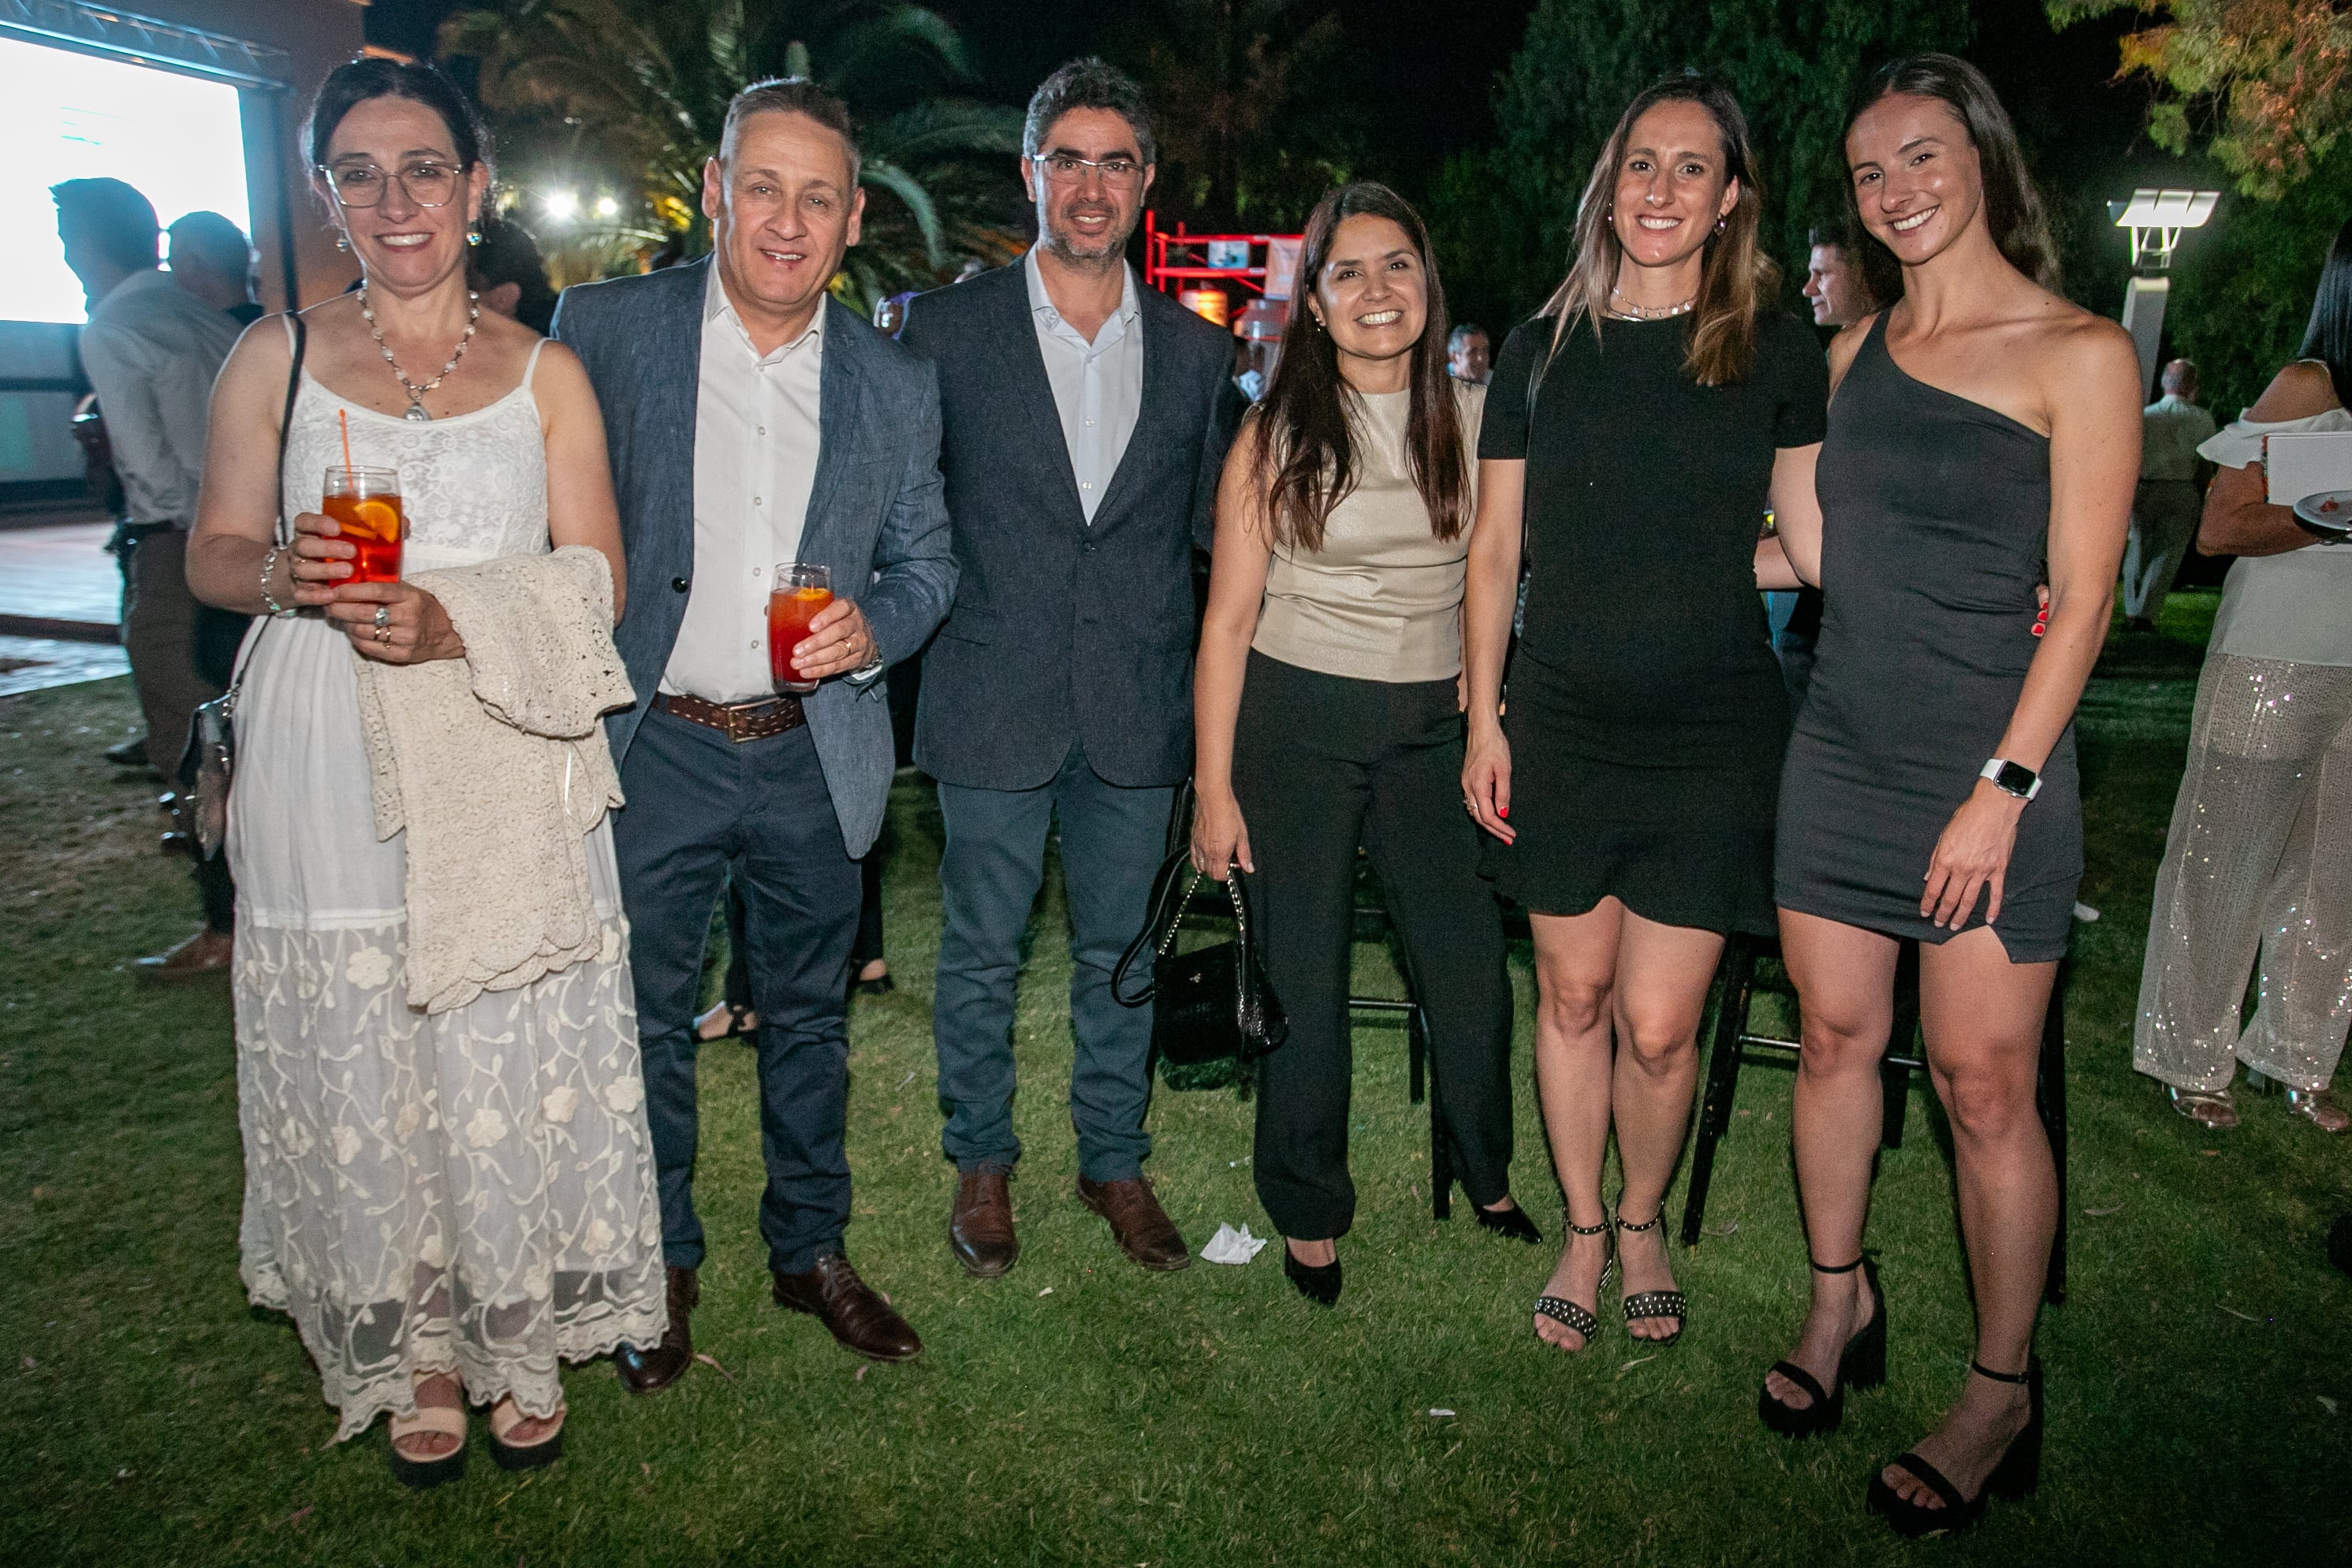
[1479,311,1828,935]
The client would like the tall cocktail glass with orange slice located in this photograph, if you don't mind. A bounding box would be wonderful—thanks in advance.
[769,562,833,694]
[321,467,404,586]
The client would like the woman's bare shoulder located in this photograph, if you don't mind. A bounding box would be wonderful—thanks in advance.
[2248,360,2342,421]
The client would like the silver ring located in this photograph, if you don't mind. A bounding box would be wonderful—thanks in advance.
[374,605,391,630]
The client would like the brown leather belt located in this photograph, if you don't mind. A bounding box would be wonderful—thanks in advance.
[654,691,806,742]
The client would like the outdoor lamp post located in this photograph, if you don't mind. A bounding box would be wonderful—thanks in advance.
[2112,188,2220,400]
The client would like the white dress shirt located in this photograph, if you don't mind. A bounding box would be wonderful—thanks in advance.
[76,269,240,527]
[1025,246,1143,522]
[662,264,826,704]
[2141,393,2216,483]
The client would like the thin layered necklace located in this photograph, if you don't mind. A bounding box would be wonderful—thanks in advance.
[358,285,480,421]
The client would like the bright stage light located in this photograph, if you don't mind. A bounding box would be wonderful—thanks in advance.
[594,196,618,219]
[0,35,252,324]
[542,189,580,223]
[2112,188,2220,269]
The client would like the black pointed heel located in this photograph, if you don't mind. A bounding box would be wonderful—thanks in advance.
[1866,1357,2044,1537]
[1531,1217,1613,1350]
[1283,1244,1342,1307]
[1758,1255,1886,1439]
[1474,1201,1543,1245]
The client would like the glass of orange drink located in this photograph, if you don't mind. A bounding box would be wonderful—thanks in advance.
[321,467,404,586]
[769,562,833,694]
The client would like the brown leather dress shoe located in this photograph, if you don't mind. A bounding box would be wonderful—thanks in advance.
[772,1253,922,1362]
[616,1264,697,1393]
[1076,1175,1191,1272]
[133,928,233,982]
[949,1169,1019,1278]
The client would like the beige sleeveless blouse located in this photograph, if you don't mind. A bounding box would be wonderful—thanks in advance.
[1252,380,1484,683]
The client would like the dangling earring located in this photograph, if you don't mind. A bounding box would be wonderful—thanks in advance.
[466,225,483,247]
[335,232,350,252]
[1715,217,1727,233]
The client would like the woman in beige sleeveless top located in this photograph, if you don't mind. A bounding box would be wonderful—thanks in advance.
[1191,183,1531,1308]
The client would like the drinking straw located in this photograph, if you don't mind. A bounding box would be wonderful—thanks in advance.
[337,408,354,479]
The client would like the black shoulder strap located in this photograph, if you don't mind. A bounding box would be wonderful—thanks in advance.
[274,312,308,546]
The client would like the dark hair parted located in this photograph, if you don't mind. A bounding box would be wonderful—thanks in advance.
[2299,218,2352,412]
[724,77,861,184]
[50,178,159,271]
[1023,58,1155,166]
[1847,54,2058,305]
[305,56,491,176]
[1543,73,1775,388]
[1256,183,1470,555]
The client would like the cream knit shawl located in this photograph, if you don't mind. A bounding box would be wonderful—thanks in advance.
[352,546,636,1013]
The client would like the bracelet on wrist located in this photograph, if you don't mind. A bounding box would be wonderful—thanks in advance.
[259,544,292,616]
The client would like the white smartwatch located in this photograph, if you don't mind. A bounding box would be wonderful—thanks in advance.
[1981,758,2041,801]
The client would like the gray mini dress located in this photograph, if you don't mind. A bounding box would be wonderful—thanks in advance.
[1775,312,2082,963]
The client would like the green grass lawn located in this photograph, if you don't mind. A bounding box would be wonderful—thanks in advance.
[5,590,2347,1566]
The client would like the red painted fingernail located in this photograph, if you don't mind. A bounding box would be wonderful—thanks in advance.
[1497,807,1508,818]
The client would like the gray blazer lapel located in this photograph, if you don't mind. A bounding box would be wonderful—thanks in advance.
[1091,296,1174,525]
[649,259,708,555]
[992,269,1087,522]
[799,297,868,562]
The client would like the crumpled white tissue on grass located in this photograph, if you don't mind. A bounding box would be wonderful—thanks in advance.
[1201,1223,1269,1264]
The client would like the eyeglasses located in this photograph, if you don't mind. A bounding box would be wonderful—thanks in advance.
[318,160,463,210]
[1035,152,1143,188]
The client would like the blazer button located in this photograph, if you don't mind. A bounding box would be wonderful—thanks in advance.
[671,575,691,593]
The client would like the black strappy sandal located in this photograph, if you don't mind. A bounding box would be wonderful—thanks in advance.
[1531,1217,1613,1350]
[1612,1209,1687,1347]
[1759,1255,1887,1438]
[1866,1358,2044,1537]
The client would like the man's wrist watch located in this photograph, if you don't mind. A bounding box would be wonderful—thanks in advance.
[1981,757,2041,801]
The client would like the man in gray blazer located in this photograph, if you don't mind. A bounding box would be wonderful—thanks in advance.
[553,79,955,1388]
[902,59,1242,1280]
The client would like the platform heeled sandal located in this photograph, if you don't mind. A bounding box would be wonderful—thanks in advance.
[387,1372,468,1489]
[1531,1217,1613,1350]
[1613,1209,1687,1347]
[487,1395,566,1472]
[1758,1255,1886,1439]
[1866,1358,2044,1537]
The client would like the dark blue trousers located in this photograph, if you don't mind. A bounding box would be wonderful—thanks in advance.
[613,709,860,1276]
[933,743,1171,1181]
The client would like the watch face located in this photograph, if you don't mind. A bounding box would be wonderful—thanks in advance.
[1993,761,2037,795]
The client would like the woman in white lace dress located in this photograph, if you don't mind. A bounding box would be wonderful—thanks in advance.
[188,59,663,1484]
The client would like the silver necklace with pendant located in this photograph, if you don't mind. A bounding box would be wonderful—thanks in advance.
[358,285,480,422]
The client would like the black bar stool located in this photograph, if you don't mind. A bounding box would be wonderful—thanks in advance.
[1678,931,2068,1305]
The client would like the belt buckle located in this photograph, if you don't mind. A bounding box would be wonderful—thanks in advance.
[724,702,759,743]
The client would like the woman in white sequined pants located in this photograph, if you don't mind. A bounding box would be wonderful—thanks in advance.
[2134,657,2352,1109]
[2133,261,2352,1133]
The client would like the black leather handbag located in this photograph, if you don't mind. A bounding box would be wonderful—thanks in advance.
[177,314,306,858]
[1113,849,1288,1082]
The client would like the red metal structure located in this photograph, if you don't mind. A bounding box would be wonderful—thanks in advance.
[1142,211,1303,322]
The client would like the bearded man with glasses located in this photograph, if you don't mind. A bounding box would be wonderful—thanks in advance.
[901,58,1243,1282]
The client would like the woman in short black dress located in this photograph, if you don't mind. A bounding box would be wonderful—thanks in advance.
[1462,74,1827,1354]
[1756,57,2137,1536]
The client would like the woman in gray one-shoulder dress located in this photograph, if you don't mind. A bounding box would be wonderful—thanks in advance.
[1752,55,2139,1540]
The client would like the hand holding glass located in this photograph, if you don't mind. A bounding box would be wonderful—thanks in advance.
[770,563,833,694]
[321,467,405,586]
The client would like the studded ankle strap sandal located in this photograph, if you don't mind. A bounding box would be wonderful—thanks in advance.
[1532,1216,1614,1351]
[1613,1210,1687,1346]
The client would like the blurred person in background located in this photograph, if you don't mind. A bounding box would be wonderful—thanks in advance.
[1801,223,1875,332]
[54,176,242,978]
[166,210,263,324]
[469,215,560,334]
[1773,222,1883,703]
[2134,225,2352,1136]
[2120,358,2216,634]
[1447,322,1490,384]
